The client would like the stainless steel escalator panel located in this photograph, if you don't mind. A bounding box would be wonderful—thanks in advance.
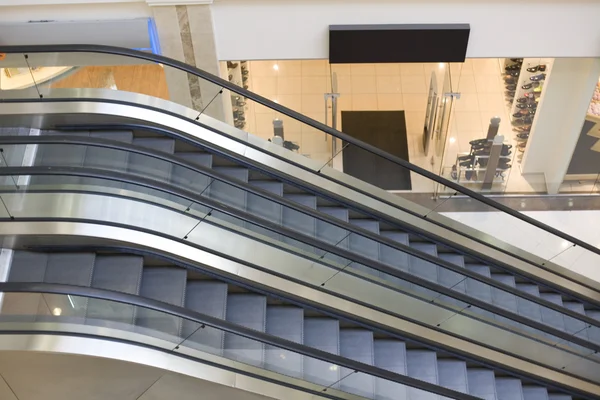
[0,95,597,305]
[0,218,597,396]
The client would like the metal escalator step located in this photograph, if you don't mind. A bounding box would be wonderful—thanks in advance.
[171,153,213,195]
[33,130,90,186]
[136,267,187,338]
[210,167,249,229]
[374,340,408,400]
[515,284,543,328]
[408,243,439,300]
[586,310,600,344]
[340,329,375,398]
[85,130,133,171]
[438,359,468,394]
[303,318,340,388]
[437,254,468,308]
[522,386,549,400]
[4,252,49,320]
[562,302,589,341]
[129,138,175,182]
[548,395,572,400]
[316,207,350,266]
[8,251,48,282]
[467,369,497,400]
[224,294,266,367]
[181,281,227,355]
[282,194,317,254]
[539,293,566,332]
[379,231,411,290]
[247,181,283,241]
[495,378,524,400]
[86,255,144,328]
[465,265,495,320]
[40,253,95,323]
[265,306,304,378]
[406,350,439,400]
[490,274,519,326]
[348,219,380,260]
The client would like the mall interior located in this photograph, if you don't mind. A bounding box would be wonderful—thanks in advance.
[0,1,599,400]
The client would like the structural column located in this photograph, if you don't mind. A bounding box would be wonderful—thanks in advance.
[151,3,225,122]
[521,58,600,193]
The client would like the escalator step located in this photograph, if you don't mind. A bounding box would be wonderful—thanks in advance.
[562,302,589,341]
[265,306,304,378]
[129,138,175,182]
[467,369,497,399]
[408,243,439,300]
[586,310,600,344]
[539,293,566,332]
[374,340,408,399]
[515,284,543,328]
[8,251,48,282]
[522,386,549,400]
[182,281,228,355]
[438,359,469,394]
[210,167,249,229]
[316,207,350,265]
[465,265,495,320]
[340,329,375,398]
[495,378,524,400]
[407,350,439,400]
[304,318,340,387]
[247,181,283,240]
[282,194,317,254]
[224,294,266,367]
[437,254,468,307]
[379,231,411,289]
[136,267,187,338]
[5,251,49,320]
[491,274,519,326]
[86,255,143,328]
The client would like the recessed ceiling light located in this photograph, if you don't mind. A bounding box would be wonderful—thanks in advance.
[273,64,279,71]
[52,307,62,316]
[449,137,456,144]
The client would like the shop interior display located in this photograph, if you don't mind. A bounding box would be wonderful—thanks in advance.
[504,58,551,164]
[226,60,248,130]
[0,66,73,90]
[451,138,512,184]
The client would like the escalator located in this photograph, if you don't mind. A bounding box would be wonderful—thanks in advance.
[0,45,598,399]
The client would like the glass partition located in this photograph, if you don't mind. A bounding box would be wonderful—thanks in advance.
[0,289,469,400]
[1,49,600,290]
[0,139,597,357]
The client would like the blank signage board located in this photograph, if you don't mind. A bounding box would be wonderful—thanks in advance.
[329,24,470,63]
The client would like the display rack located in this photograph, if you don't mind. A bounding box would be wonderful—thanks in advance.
[504,58,552,163]
[225,60,249,130]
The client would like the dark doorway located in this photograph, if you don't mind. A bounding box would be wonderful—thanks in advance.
[341,111,412,190]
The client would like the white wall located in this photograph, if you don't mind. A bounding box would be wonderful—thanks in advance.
[0,3,152,47]
[211,0,600,60]
[443,210,600,284]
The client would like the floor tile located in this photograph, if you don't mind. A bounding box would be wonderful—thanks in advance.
[456,75,477,93]
[472,58,500,75]
[377,93,404,110]
[477,93,505,112]
[475,74,502,93]
[351,64,376,76]
[375,63,400,75]
[302,60,329,76]
[251,77,277,96]
[351,75,377,94]
[277,77,302,95]
[454,111,483,132]
[277,61,302,77]
[403,93,428,111]
[250,61,278,77]
[376,76,402,94]
[351,94,378,110]
[401,75,427,93]
[302,76,328,94]
[453,92,480,112]
[400,63,424,75]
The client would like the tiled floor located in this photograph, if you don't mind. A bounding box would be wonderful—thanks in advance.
[226,58,550,194]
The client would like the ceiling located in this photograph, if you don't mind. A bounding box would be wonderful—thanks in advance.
[0,351,277,400]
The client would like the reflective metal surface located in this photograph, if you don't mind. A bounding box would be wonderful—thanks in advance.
[0,332,338,400]
[0,94,597,305]
[0,216,597,396]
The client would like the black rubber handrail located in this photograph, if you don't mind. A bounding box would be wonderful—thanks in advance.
[2,163,600,353]
[0,44,598,265]
[0,282,482,400]
[3,135,599,323]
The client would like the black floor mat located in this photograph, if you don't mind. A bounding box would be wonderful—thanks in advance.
[341,110,412,190]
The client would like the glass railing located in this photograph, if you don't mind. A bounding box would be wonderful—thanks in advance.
[0,46,599,297]
[0,285,477,400]
[0,138,597,360]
